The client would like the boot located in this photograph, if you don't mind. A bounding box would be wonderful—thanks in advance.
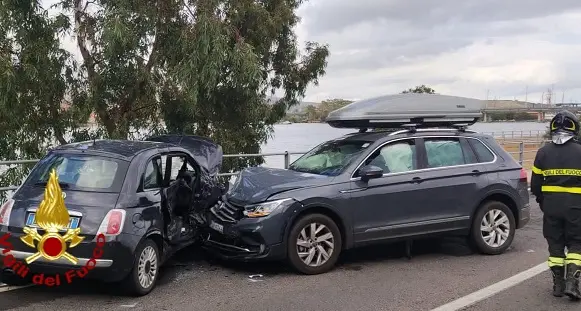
[564,263,581,301]
[551,266,565,297]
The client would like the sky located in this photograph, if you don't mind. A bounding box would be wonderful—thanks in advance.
[44,0,581,104]
[295,0,581,103]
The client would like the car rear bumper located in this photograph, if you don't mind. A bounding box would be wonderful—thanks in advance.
[517,202,531,229]
[0,230,139,283]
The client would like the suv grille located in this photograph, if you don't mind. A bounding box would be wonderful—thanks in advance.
[210,199,243,223]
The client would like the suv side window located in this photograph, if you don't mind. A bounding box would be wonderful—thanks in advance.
[467,138,495,163]
[424,138,466,168]
[143,157,162,189]
[361,139,417,174]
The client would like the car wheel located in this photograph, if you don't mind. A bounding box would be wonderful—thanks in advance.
[470,201,516,255]
[121,239,160,296]
[287,213,342,275]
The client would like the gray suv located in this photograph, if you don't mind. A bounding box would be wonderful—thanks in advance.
[203,127,531,274]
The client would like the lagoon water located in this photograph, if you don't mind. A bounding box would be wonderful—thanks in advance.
[261,122,549,168]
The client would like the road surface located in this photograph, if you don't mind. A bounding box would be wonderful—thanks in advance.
[0,198,570,311]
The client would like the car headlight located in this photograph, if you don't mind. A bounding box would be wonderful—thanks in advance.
[243,198,294,218]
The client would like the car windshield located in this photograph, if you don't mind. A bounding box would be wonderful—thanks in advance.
[27,153,128,192]
[289,140,372,176]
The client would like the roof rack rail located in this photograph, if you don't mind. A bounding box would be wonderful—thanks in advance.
[388,124,477,136]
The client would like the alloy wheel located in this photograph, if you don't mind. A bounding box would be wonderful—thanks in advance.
[296,222,335,267]
[137,245,158,289]
[480,209,511,248]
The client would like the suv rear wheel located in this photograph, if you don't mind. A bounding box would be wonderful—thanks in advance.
[287,213,342,275]
[470,201,516,255]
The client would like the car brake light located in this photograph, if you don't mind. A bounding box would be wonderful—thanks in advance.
[97,209,126,236]
[520,168,528,182]
[0,199,14,227]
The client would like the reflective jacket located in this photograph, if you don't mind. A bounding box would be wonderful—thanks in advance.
[531,139,581,208]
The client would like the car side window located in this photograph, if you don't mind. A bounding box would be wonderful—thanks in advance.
[424,138,466,168]
[468,138,495,163]
[143,157,162,189]
[362,139,417,174]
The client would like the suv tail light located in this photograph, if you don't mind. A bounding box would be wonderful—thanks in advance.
[97,209,126,236]
[519,168,528,183]
[0,199,14,227]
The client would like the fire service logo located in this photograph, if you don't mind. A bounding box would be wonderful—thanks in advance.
[0,169,106,286]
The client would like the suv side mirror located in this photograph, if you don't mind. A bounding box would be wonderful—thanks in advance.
[359,165,384,182]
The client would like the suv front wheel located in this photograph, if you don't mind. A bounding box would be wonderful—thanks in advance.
[287,213,342,275]
[470,201,516,255]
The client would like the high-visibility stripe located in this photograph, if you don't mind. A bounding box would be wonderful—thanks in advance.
[542,169,581,177]
[566,253,581,266]
[549,256,565,267]
[532,166,542,174]
[542,186,581,194]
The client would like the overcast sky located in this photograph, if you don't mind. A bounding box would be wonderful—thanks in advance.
[295,0,581,103]
[44,0,581,104]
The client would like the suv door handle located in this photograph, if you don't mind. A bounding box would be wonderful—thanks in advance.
[471,169,482,175]
[411,177,422,184]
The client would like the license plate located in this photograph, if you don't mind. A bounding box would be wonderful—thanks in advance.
[25,213,80,230]
[209,221,223,233]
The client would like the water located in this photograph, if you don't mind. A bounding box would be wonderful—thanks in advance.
[261,122,549,168]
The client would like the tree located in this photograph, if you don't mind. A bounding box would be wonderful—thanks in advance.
[0,0,329,200]
[402,85,436,94]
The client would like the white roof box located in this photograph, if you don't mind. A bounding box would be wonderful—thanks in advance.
[325,93,484,129]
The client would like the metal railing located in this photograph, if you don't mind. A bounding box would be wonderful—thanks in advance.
[0,130,549,193]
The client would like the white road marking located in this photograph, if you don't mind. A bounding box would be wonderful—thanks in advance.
[0,284,34,293]
[430,262,548,311]
[120,303,138,308]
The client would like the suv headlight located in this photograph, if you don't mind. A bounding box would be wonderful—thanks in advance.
[244,198,294,218]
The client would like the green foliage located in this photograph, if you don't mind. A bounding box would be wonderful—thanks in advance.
[401,85,436,94]
[0,0,329,200]
[295,98,353,122]
[487,111,537,122]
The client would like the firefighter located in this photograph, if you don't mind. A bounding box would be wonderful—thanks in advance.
[531,110,581,300]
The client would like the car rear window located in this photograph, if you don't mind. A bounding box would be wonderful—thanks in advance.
[467,138,495,163]
[27,153,129,192]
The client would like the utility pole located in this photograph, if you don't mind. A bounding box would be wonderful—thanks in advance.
[486,89,490,101]
[525,85,528,103]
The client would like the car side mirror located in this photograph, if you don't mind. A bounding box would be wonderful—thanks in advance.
[359,165,384,182]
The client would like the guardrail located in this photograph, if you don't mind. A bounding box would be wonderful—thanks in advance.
[0,130,549,193]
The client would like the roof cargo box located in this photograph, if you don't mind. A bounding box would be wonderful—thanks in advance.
[325,93,484,129]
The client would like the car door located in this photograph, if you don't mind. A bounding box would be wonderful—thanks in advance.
[133,155,165,236]
[410,136,490,229]
[349,138,432,243]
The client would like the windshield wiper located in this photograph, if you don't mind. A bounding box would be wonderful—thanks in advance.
[33,181,71,189]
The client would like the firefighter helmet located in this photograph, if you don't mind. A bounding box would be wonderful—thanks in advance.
[550,110,580,136]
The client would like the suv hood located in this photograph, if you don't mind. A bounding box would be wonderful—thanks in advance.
[226,167,333,204]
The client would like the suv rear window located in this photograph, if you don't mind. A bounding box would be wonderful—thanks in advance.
[467,138,495,163]
[424,138,466,168]
[27,153,129,192]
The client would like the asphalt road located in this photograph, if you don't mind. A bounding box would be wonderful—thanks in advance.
[0,198,568,311]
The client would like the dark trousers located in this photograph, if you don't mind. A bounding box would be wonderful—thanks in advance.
[543,207,581,258]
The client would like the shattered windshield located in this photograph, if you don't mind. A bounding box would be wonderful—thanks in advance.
[288,140,371,176]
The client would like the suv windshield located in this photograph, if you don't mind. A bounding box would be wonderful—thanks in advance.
[27,153,129,192]
[289,140,372,176]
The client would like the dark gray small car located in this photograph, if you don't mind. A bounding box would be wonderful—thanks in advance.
[204,127,530,274]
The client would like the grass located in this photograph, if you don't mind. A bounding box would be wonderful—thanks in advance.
[496,137,545,170]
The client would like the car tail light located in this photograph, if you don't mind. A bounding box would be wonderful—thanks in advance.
[0,199,14,227]
[97,209,126,236]
[519,168,528,182]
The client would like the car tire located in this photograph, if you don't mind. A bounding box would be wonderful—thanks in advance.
[287,213,342,275]
[470,201,516,255]
[121,239,160,296]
